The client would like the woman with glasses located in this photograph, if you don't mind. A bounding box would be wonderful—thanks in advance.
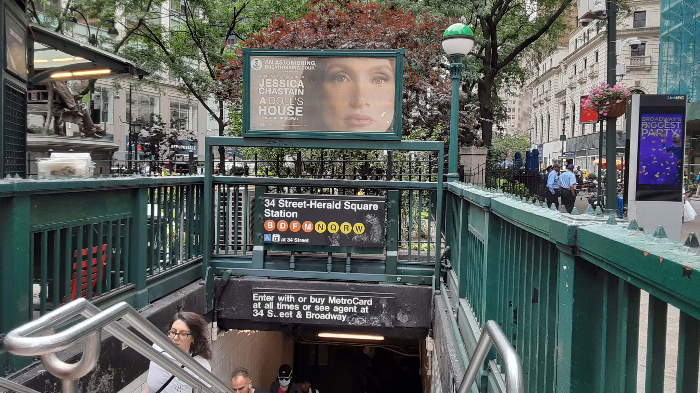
[144,311,212,393]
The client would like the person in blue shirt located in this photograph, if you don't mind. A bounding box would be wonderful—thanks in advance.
[559,164,578,213]
[545,164,560,209]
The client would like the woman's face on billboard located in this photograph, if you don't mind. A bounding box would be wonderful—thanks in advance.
[321,58,395,132]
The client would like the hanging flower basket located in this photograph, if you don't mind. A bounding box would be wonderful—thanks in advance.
[583,82,631,119]
[606,100,627,118]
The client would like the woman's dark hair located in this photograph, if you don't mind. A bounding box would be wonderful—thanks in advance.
[168,311,211,360]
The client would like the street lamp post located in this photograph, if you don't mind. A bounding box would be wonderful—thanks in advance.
[441,23,475,181]
[561,113,569,165]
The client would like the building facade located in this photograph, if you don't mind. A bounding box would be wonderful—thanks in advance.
[657,0,700,177]
[527,0,661,170]
[498,90,532,137]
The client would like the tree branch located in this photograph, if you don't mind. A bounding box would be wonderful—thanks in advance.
[139,22,221,122]
[220,2,248,56]
[113,0,155,54]
[497,0,573,70]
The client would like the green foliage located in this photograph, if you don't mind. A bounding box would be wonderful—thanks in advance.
[27,0,308,135]
[391,0,576,146]
[588,172,597,181]
[218,0,483,144]
[487,134,530,164]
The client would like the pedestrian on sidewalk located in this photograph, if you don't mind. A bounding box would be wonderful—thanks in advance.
[559,164,577,214]
[231,367,268,393]
[695,172,700,197]
[144,312,212,393]
[546,164,561,209]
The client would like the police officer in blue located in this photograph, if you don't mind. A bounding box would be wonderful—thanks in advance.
[546,164,561,209]
[559,164,578,213]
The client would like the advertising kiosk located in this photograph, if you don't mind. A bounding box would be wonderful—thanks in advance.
[626,94,687,240]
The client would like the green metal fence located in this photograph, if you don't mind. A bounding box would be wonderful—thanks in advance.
[202,137,446,305]
[442,182,700,393]
[0,176,204,375]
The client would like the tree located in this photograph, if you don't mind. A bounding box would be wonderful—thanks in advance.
[217,0,483,146]
[487,133,530,164]
[27,0,308,169]
[393,0,575,146]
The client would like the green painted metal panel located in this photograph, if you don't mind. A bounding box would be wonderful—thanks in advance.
[386,190,400,275]
[0,196,33,374]
[676,311,700,392]
[29,189,134,229]
[577,223,700,320]
[644,295,668,393]
[129,187,149,308]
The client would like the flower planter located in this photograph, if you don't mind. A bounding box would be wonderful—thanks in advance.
[605,101,627,118]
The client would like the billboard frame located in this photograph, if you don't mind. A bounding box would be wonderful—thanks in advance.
[242,48,405,140]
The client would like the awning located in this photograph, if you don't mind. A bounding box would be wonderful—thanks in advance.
[29,23,148,84]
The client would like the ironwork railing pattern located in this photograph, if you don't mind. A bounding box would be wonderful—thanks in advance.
[442,182,700,393]
[0,176,205,375]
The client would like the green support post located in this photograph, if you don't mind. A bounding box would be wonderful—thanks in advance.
[252,186,266,269]
[457,198,469,299]
[385,190,399,275]
[203,143,214,311]
[129,187,149,308]
[434,147,445,289]
[447,59,464,181]
[483,211,500,324]
[0,196,33,374]
[555,244,575,393]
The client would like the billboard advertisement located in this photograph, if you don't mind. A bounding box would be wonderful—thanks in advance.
[5,11,27,80]
[635,95,687,201]
[580,96,598,123]
[243,49,404,140]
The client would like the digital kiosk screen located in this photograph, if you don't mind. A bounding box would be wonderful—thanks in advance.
[636,109,685,201]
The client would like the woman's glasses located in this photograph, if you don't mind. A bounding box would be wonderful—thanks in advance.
[168,330,192,340]
[278,377,291,381]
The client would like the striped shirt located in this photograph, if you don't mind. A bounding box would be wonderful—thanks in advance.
[559,171,577,190]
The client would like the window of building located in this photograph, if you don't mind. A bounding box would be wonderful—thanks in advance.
[631,43,646,57]
[170,99,198,132]
[584,58,588,69]
[92,87,114,125]
[595,51,599,63]
[127,91,160,125]
[574,64,577,75]
[571,104,576,137]
[633,11,646,28]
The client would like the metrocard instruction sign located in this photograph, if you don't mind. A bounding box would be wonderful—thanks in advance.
[243,48,405,140]
[262,194,385,248]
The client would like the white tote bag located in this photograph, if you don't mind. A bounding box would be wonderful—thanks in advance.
[684,200,697,222]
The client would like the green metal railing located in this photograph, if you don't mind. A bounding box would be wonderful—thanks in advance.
[442,182,700,393]
[202,137,445,300]
[0,176,204,376]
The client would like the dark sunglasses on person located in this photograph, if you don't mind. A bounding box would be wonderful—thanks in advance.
[278,376,291,381]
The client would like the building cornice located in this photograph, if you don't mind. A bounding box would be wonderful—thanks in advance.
[561,27,660,65]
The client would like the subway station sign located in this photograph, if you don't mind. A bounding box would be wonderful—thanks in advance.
[262,194,385,248]
[251,287,395,327]
[242,49,405,140]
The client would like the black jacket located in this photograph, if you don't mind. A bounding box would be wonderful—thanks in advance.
[269,380,301,393]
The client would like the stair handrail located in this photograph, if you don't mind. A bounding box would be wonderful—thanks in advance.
[0,376,42,393]
[457,320,524,393]
[3,298,232,393]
